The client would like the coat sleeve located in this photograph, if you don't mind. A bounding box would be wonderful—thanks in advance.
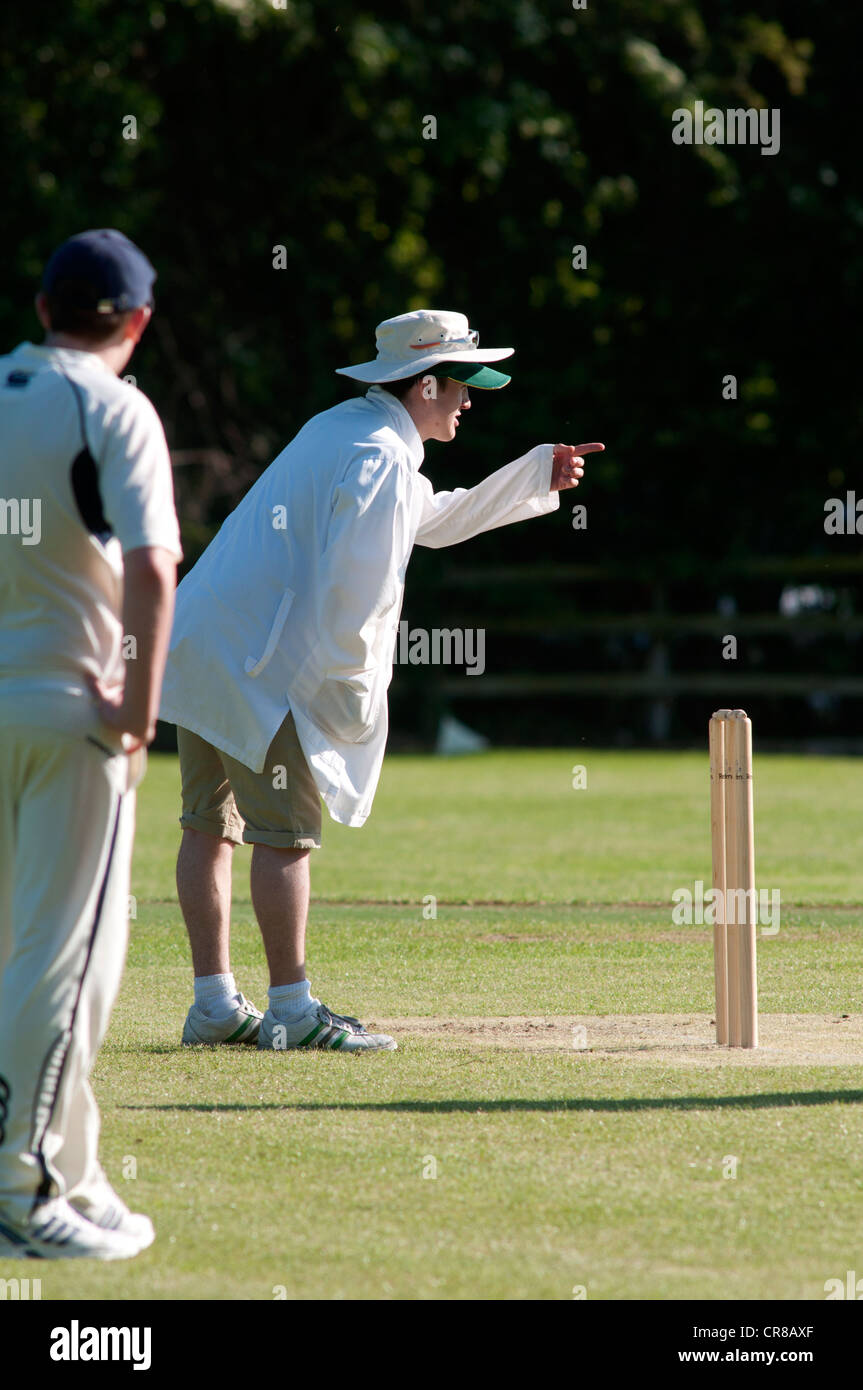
[414,443,559,550]
[307,449,412,743]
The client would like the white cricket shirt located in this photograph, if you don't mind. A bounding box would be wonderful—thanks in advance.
[0,342,182,730]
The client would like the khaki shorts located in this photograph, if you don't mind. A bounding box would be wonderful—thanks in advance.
[177,713,322,849]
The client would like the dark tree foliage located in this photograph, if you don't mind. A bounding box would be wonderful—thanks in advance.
[1,0,857,741]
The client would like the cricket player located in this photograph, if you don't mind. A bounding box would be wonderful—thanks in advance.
[160,310,602,1053]
[0,230,181,1258]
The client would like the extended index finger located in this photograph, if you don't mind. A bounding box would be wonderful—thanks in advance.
[567,442,605,455]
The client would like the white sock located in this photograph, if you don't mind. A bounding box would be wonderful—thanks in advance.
[194,972,239,1020]
[269,979,313,1020]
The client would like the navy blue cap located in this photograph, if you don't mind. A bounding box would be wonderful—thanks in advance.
[42,229,156,313]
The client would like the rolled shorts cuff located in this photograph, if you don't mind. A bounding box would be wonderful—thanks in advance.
[241,828,321,850]
[179,809,245,846]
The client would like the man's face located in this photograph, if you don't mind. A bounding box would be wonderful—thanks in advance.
[426,376,471,442]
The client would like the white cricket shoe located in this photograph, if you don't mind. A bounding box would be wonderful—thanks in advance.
[258,1001,397,1052]
[70,1188,155,1253]
[0,1197,141,1261]
[182,992,263,1046]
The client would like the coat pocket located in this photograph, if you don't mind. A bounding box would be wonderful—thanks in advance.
[243,588,296,679]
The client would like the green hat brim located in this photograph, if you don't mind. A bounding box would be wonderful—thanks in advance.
[432,361,511,390]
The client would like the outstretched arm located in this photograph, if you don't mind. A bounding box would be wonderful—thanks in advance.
[415,442,604,550]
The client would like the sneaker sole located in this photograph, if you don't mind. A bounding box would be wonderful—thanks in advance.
[258,1035,398,1053]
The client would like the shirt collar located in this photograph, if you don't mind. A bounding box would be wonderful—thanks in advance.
[365,385,425,469]
[11,341,112,374]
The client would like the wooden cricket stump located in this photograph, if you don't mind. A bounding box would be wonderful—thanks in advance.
[709,709,758,1048]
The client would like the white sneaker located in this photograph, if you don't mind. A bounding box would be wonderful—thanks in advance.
[0,1197,141,1261]
[70,1190,155,1253]
[258,1001,397,1052]
[182,992,263,1046]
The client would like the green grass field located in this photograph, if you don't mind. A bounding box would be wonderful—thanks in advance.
[6,749,863,1300]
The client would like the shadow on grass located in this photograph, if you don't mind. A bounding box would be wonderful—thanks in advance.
[121,1090,863,1114]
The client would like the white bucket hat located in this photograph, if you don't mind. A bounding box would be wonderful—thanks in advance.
[335,310,514,384]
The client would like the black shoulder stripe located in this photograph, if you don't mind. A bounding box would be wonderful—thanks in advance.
[71,446,113,541]
[60,367,89,443]
[60,369,114,543]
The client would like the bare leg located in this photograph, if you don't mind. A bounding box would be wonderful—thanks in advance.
[250,844,309,986]
[176,827,235,976]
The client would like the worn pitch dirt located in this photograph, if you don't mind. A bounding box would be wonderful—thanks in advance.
[372,1014,863,1065]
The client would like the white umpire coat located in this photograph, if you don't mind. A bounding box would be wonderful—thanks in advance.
[159,386,559,826]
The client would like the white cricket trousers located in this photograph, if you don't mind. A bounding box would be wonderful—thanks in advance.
[0,724,135,1220]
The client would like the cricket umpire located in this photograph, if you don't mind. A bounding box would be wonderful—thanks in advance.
[160,310,603,1054]
[0,230,181,1259]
